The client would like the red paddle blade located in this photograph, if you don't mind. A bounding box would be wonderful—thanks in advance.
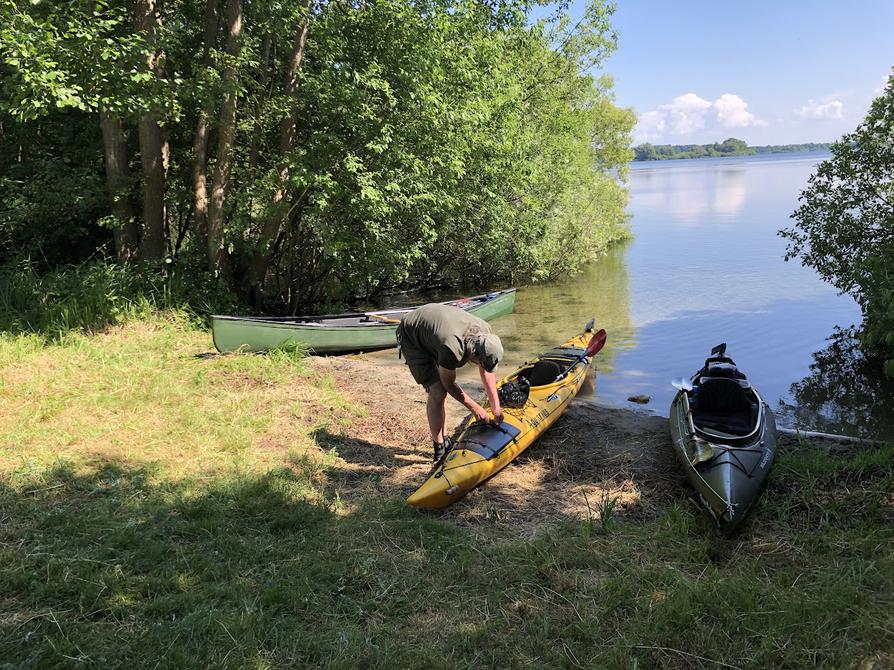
[585,329,607,357]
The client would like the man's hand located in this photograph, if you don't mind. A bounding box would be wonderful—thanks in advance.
[479,367,504,426]
[471,404,490,422]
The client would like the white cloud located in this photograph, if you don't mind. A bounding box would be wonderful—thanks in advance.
[663,93,712,134]
[795,99,844,119]
[714,94,761,128]
[636,110,666,139]
[634,92,764,142]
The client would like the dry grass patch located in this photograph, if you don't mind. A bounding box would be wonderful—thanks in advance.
[307,355,681,538]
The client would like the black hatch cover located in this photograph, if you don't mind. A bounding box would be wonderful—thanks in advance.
[455,422,522,460]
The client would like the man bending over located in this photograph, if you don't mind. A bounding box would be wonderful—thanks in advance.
[396,303,504,464]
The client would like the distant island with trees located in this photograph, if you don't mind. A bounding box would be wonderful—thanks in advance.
[633,138,832,161]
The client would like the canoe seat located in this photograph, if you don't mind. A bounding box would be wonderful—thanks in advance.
[693,378,756,436]
[524,360,562,387]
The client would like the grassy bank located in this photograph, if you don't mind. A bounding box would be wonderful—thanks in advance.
[1,316,892,669]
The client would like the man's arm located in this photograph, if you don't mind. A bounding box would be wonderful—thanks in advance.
[478,367,503,424]
[438,367,489,422]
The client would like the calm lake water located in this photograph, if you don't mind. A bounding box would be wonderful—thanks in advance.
[375,152,894,440]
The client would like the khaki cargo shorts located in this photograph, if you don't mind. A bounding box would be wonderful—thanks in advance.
[396,324,441,390]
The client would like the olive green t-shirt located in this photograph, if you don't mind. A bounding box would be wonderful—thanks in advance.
[399,303,491,370]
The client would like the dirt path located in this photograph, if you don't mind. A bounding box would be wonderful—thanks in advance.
[310,354,690,538]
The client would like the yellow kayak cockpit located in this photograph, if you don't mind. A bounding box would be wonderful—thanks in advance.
[407,326,604,510]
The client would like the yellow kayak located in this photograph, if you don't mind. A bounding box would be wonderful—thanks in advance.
[407,322,606,509]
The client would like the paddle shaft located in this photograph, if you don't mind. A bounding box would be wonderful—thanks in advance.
[553,328,606,382]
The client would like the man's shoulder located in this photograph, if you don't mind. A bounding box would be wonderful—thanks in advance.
[403,303,451,324]
[404,303,490,350]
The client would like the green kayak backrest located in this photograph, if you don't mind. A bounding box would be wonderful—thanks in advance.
[697,378,751,414]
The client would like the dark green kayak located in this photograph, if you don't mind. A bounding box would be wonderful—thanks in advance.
[211,288,516,354]
[668,343,777,532]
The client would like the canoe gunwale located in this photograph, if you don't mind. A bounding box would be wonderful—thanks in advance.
[211,288,516,354]
[211,288,516,325]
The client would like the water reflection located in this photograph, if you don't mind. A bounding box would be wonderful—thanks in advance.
[713,168,747,215]
[367,242,635,398]
[634,162,747,222]
[490,241,635,376]
[777,328,894,440]
[373,154,892,439]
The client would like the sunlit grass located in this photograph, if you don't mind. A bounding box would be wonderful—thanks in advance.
[0,314,346,480]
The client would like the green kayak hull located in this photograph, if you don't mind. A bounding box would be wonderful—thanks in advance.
[211,289,516,354]
[668,378,777,533]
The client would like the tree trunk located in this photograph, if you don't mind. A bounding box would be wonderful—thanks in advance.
[206,0,242,275]
[99,110,139,261]
[248,32,272,173]
[273,8,311,205]
[137,115,167,260]
[134,0,167,261]
[191,0,220,246]
[248,4,311,304]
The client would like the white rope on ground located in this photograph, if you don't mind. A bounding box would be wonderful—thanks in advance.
[777,426,890,446]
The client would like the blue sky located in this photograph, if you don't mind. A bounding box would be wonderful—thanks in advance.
[594,1,893,145]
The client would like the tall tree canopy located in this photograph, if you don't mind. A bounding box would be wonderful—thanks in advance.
[0,0,635,312]
[781,71,894,375]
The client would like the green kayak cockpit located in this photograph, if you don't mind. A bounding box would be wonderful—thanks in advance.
[691,377,761,437]
[686,344,764,442]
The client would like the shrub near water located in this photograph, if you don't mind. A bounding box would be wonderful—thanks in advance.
[1,0,635,309]
[0,262,241,337]
[781,72,894,376]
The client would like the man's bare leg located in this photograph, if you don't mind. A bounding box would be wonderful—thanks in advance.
[426,381,448,444]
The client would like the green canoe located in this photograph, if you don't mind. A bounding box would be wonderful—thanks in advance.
[211,289,516,354]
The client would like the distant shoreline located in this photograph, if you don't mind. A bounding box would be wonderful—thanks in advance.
[633,138,832,161]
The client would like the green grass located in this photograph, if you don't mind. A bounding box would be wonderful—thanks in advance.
[0,261,241,338]
[1,316,892,669]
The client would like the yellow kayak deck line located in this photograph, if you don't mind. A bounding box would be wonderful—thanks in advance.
[407,327,598,510]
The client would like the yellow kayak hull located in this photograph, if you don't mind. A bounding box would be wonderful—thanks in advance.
[407,329,596,510]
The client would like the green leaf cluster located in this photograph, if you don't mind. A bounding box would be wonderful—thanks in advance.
[0,0,635,311]
[780,71,894,375]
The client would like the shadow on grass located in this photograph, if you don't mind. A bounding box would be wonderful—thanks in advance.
[312,395,688,536]
[0,461,466,668]
[2,451,892,669]
[311,427,423,470]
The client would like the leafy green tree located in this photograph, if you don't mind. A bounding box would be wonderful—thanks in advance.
[632,138,829,161]
[780,72,894,375]
[634,143,658,161]
[716,137,750,154]
[0,0,635,312]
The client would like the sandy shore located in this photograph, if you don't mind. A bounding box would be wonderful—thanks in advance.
[308,353,839,538]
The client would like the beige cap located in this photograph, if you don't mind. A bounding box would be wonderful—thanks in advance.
[475,333,503,372]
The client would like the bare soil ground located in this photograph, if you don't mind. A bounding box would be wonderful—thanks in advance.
[310,354,689,538]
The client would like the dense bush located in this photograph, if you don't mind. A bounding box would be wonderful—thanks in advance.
[0,0,634,313]
[0,261,241,335]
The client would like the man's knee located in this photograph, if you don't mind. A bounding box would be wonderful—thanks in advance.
[426,381,447,400]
